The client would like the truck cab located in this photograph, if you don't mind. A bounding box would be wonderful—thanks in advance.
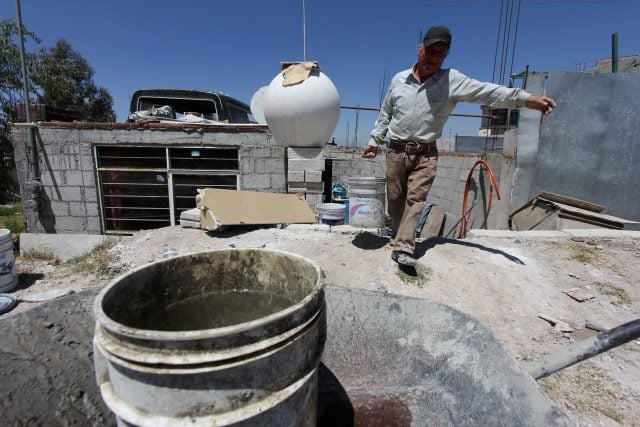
[128,89,254,124]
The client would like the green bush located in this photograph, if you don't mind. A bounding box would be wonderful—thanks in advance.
[1,214,26,234]
[0,201,23,216]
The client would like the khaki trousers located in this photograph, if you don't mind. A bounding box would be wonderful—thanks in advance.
[386,147,438,255]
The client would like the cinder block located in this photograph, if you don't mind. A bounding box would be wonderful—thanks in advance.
[288,158,325,171]
[82,171,96,187]
[79,154,95,171]
[48,201,70,215]
[180,219,201,229]
[69,202,88,217]
[254,158,267,173]
[84,202,99,217]
[248,147,271,158]
[180,208,201,222]
[241,158,255,173]
[267,158,285,173]
[242,174,271,189]
[86,216,102,234]
[57,186,83,202]
[54,216,86,233]
[66,170,85,186]
[270,174,286,191]
[288,170,305,182]
[305,170,323,183]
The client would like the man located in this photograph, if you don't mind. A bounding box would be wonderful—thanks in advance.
[363,25,556,267]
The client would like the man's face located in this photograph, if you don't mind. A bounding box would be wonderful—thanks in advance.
[418,42,448,78]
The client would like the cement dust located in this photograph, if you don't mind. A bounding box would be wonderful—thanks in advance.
[7,224,640,425]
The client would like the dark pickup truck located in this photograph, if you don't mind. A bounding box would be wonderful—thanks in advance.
[128,88,254,124]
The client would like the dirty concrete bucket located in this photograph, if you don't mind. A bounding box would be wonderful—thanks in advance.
[94,249,325,427]
[318,285,572,426]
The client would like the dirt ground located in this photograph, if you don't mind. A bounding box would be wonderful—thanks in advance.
[5,224,640,426]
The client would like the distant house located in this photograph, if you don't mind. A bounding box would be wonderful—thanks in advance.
[590,54,640,74]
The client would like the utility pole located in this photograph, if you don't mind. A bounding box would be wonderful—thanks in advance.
[302,0,307,61]
[15,0,41,220]
[611,32,619,73]
[353,107,359,148]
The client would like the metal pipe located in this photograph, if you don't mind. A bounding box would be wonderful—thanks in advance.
[526,318,640,380]
[15,0,38,181]
[611,32,619,73]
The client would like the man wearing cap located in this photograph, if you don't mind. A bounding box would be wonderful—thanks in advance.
[363,25,556,267]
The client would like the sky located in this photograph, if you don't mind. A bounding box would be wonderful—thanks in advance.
[2,0,638,146]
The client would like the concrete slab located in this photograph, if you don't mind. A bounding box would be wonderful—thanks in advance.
[563,229,640,241]
[19,233,128,261]
[466,229,568,239]
[466,229,640,241]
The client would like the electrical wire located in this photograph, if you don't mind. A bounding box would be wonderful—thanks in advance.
[508,0,523,80]
[420,0,621,3]
[491,0,505,83]
[458,159,501,238]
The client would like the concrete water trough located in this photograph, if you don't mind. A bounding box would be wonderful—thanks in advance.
[4,260,638,425]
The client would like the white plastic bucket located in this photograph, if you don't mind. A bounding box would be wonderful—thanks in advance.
[348,177,386,228]
[94,249,324,427]
[317,203,346,225]
[0,229,18,292]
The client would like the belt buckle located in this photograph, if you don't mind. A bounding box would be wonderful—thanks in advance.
[405,141,418,154]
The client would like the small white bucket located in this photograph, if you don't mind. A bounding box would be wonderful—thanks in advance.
[348,177,386,228]
[317,203,346,225]
[0,229,18,292]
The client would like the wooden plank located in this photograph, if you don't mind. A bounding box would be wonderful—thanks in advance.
[538,192,605,213]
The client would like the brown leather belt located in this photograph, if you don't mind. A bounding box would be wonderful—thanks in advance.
[389,140,437,154]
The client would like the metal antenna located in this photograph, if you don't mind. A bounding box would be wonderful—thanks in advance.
[302,0,307,61]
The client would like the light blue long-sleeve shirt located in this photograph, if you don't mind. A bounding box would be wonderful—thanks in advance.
[368,66,532,147]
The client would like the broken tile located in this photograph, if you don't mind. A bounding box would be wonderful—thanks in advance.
[563,288,595,302]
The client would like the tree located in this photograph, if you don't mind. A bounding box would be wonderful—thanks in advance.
[0,19,38,203]
[31,39,115,122]
[0,20,115,202]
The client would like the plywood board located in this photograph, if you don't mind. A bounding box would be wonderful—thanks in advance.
[199,188,316,231]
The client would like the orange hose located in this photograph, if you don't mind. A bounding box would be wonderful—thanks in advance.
[458,159,501,238]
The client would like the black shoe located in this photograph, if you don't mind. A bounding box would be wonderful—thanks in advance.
[391,250,417,267]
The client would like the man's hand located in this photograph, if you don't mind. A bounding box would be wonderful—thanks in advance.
[363,145,378,158]
[525,95,557,115]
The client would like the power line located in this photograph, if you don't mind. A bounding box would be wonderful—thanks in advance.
[491,0,505,83]
[420,0,621,3]
[508,0,523,80]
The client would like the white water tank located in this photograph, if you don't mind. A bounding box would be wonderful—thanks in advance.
[263,63,340,147]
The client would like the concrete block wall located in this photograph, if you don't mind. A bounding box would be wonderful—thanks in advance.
[427,152,504,236]
[324,145,385,189]
[12,126,101,234]
[12,121,510,236]
[323,145,507,235]
[12,123,278,234]
[286,147,325,211]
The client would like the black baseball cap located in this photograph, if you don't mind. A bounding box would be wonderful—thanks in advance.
[423,26,452,48]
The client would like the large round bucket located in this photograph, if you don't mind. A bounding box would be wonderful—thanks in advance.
[0,229,18,292]
[317,203,346,226]
[94,249,325,426]
[347,177,386,228]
